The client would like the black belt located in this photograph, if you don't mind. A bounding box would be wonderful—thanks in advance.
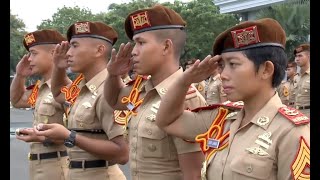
[29,151,68,161]
[69,160,108,169]
[296,105,310,110]
[69,129,105,134]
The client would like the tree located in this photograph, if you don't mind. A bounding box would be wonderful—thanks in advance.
[255,0,310,59]
[10,10,27,75]
[37,6,105,35]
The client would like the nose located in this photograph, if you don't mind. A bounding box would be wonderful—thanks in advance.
[131,44,138,57]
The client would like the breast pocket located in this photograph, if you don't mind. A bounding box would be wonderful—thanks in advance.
[139,124,169,158]
[37,103,56,124]
[74,100,96,126]
[230,153,274,180]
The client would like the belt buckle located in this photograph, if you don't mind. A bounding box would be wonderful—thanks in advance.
[295,105,300,109]
[28,153,31,161]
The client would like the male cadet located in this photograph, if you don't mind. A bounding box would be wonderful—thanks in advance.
[34,21,128,180]
[104,4,206,180]
[185,58,206,98]
[276,77,290,105]
[294,43,310,117]
[286,60,300,107]
[156,18,310,180]
[10,29,69,180]
[204,66,227,104]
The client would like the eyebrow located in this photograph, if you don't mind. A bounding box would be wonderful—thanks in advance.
[133,36,144,42]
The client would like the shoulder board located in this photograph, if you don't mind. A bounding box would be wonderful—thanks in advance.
[125,75,148,86]
[190,104,221,112]
[221,100,244,109]
[186,85,197,100]
[278,106,309,125]
[26,84,35,90]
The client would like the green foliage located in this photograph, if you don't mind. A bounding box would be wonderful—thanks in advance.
[10,10,27,75]
[37,6,105,35]
[255,0,310,60]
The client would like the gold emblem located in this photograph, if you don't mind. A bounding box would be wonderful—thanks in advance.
[231,25,260,48]
[257,116,269,126]
[246,146,269,156]
[74,22,90,34]
[24,33,36,46]
[89,85,96,92]
[146,114,156,121]
[151,101,161,114]
[82,102,92,109]
[232,101,244,106]
[131,11,151,30]
[283,107,299,116]
[159,88,167,95]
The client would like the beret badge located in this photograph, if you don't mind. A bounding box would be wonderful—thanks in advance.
[231,25,261,48]
[131,11,151,31]
[24,34,36,46]
[75,22,91,34]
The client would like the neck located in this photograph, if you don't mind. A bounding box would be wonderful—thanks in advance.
[240,88,275,127]
[82,60,107,82]
[300,64,309,74]
[42,68,53,82]
[150,59,179,87]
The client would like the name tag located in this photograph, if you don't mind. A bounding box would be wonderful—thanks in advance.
[127,102,135,111]
[207,138,220,148]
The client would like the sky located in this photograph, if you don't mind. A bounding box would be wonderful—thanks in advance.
[10,0,189,32]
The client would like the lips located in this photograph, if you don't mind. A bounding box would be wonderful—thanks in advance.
[222,86,233,94]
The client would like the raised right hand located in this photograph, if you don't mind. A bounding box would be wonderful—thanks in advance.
[107,42,134,76]
[53,41,70,69]
[16,54,32,77]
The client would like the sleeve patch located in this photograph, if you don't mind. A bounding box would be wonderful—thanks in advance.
[291,137,310,180]
[278,106,309,125]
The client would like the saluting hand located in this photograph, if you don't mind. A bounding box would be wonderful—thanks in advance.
[15,53,32,77]
[33,123,70,141]
[107,42,134,76]
[182,55,220,85]
[53,41,70,69]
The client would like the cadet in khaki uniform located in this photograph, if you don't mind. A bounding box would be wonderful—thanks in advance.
[104,5,206,180]
[34,21,128,180]
[294,44,310,117]
[276,80,289,105]
[156,18,310,180]
[185,59,207,98]
[205,68,227,104]
[286,61,300,107]
[10,30,69,180]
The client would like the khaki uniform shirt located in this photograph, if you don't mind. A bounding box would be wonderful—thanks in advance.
[31,79,66,154]
[276,81,289,105]
[177,94,310,180]
[193,80,206,98]
[67,69,123,161]
[205,74,226,104]
[122,68,206,180]
[288,74,300,106]
[295,68,310,105]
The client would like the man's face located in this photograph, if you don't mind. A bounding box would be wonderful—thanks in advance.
[67,38,97,73]
[286,66,296,78]
[219,51,263,102]
[295,51,310,67]
[28,45,53,75]
[131,31,163,76]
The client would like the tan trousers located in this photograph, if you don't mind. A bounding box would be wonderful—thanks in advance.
[29,156,69,180]
[67,164,126,180]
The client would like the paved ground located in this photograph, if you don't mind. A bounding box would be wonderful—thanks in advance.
[10,108,131,180]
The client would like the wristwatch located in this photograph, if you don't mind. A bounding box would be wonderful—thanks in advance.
[64,130,77,148]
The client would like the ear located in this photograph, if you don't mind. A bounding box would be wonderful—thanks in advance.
[162,39,173,56]
[96,44,105,57]
[259,60,274,80]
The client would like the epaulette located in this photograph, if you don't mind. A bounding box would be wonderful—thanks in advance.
[278,106,309,125]
[125,75,149,86]
[185,85,197,100]
[26,84,36,90]
[221,100,244,109]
